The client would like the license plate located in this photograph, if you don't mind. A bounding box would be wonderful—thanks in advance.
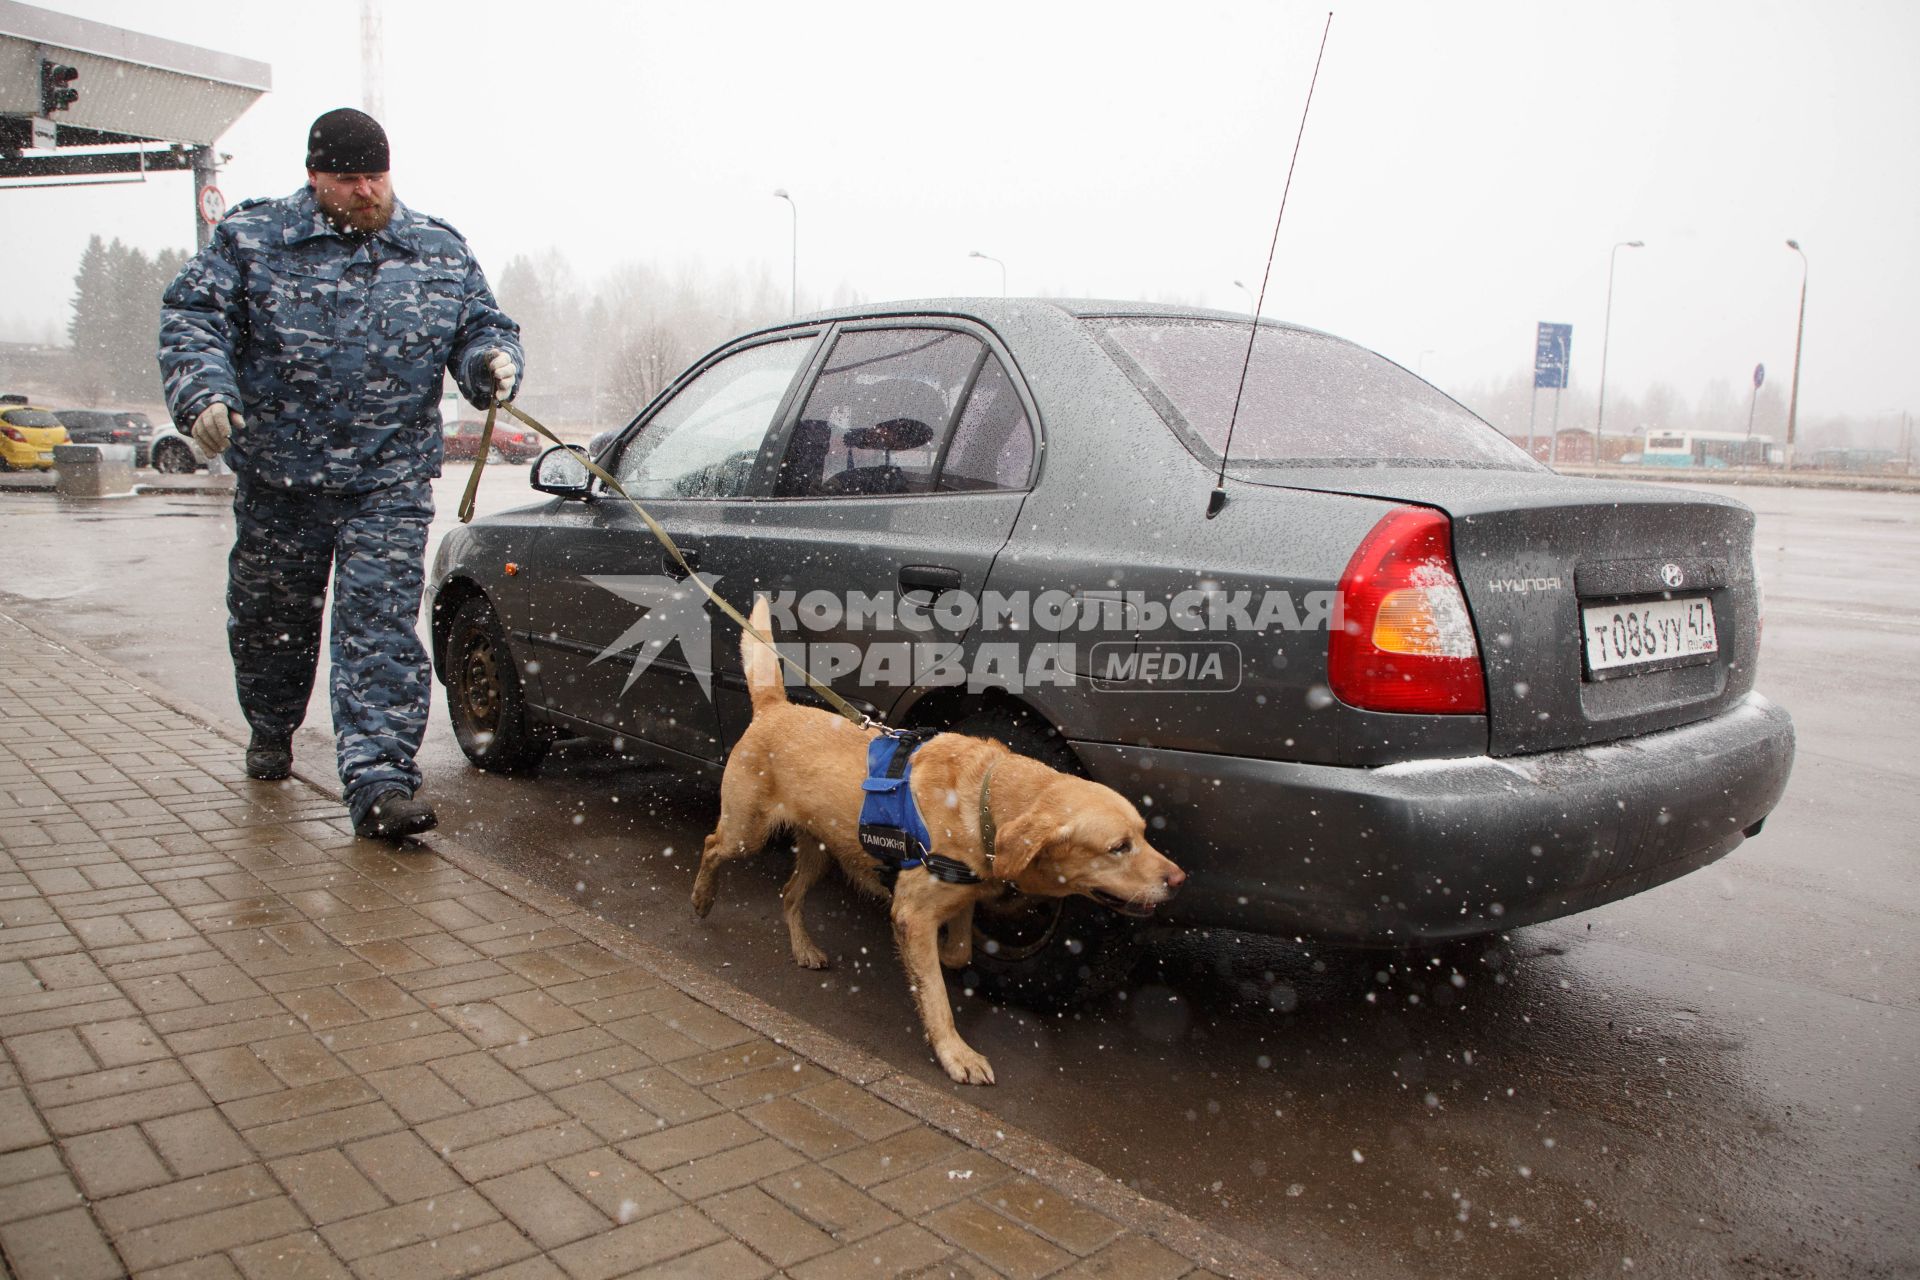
[1582,596,1718,677]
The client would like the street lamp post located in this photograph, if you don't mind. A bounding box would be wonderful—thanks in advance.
[1594,239,1644,464]
[1232,279,1256,313]
[969,250,1006,297]
[772,189,797,315]
[1785,239,1808,471]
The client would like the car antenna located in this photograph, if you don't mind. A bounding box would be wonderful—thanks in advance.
[1209,11,1333,520]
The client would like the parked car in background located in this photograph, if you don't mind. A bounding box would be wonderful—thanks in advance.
[443,418,543,463]
[147,422,208,474]
[53,409,155,467]
[429,299,1796,1002]
[0,405,69,470]
[114,411,159,467]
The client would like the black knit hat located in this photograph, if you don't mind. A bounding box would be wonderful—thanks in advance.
[306,108,389,174]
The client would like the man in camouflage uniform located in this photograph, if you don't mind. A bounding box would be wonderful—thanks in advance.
[159,108,522,840]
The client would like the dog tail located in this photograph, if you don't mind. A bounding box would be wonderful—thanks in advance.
[742,596,786,713]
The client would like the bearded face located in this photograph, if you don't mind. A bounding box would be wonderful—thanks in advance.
[309,169,394,234]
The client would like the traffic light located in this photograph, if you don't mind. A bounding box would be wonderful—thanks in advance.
[39,60,79,116]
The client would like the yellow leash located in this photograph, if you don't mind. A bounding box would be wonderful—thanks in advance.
[455,397,886,734]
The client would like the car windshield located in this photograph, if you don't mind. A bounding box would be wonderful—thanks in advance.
[3,409,61,429]
[1088,316,1538,470]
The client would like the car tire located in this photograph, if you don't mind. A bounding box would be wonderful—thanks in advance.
[446,596,549,775]
[152,438,197,474]
[950,705,1143,1009]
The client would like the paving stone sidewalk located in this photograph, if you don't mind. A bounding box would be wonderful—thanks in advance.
[0,612,1282,1280]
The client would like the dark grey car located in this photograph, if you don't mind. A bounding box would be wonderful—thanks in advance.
[428,300,1794,998]
[53,408,155,467]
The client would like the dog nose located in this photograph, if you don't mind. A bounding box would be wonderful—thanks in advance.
[1164,867,1186,893]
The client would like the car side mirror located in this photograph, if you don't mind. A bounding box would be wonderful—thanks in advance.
[531,444,592,499]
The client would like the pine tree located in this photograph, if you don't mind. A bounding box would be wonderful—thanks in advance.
[105,240,151,401]
[68,238,190,404]
[68,235,112,404]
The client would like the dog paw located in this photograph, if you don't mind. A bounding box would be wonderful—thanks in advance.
[936,1042,995,1086]
[690,886,714,918]
[792,943,831,970]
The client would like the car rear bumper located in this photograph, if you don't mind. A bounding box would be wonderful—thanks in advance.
[1072,692,1795,944]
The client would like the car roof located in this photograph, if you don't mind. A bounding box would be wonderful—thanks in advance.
[727,297,1335,344]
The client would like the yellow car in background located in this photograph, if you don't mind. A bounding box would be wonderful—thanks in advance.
[0,405,69,470]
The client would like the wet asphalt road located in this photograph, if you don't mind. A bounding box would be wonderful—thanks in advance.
[1,470,1914,1279]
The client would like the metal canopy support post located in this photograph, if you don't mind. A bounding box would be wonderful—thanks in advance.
[1526,385,1539,461]
[191,144,217,248]
[1549,386,1563,466]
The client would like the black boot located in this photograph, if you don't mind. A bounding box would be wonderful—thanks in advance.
[352,787,438,840]
[245,731,292,781]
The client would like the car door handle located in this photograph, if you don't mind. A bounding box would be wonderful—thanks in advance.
[663,546,699,579]
[899,564,962,593]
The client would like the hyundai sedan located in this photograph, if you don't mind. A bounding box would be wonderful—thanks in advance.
[428,300,1795,1000]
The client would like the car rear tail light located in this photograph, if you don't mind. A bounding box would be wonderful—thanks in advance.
[0,426,25,442]
[1329,504,1487,714]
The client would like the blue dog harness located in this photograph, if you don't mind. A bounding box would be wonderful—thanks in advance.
[858,732,982,889]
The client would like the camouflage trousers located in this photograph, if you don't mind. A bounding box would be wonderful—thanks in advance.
[228,477,433,818]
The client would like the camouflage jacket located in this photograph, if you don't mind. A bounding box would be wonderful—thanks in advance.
[158,185,522,494]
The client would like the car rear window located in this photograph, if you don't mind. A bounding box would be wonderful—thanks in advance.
[3,409,61,429]
[1087,317,1536,470]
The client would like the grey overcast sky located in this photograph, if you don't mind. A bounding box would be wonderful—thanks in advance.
[5,0,1916,421]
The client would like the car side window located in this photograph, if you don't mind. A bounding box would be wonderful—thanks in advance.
[613,337,816,499]
[776,328,983,498]
[937,355,1034,492]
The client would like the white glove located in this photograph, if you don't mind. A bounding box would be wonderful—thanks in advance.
[191,402,241,454]
[486,351,517,403]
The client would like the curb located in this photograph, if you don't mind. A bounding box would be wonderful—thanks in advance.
[1552,464,1920,494]
[3,606,1297,1280]
[0,477,236,496]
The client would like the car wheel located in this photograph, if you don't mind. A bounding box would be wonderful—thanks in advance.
[152,438,197,474]
[950,705,1143,1009]
[446,596,549,774]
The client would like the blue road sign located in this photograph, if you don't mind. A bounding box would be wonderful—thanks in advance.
[1753,362,1766,389]
[1535,323,1573,389]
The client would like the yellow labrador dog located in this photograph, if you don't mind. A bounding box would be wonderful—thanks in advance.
[692,598,1186,1085]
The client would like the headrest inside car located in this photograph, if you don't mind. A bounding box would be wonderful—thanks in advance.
[844,417,933,451]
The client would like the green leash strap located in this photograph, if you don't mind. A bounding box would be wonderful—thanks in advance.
[455,397,884,734]
[454,398,497,524]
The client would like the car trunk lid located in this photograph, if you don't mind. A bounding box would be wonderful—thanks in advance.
[1231,467,1760,755]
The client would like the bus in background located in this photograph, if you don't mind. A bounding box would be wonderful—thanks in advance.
[1643,430,1780,468]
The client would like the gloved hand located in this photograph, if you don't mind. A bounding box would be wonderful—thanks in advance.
[485,350,517,403]
[191,402,241,454]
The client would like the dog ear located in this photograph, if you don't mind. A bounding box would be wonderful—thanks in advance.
[993,811,1071,881]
